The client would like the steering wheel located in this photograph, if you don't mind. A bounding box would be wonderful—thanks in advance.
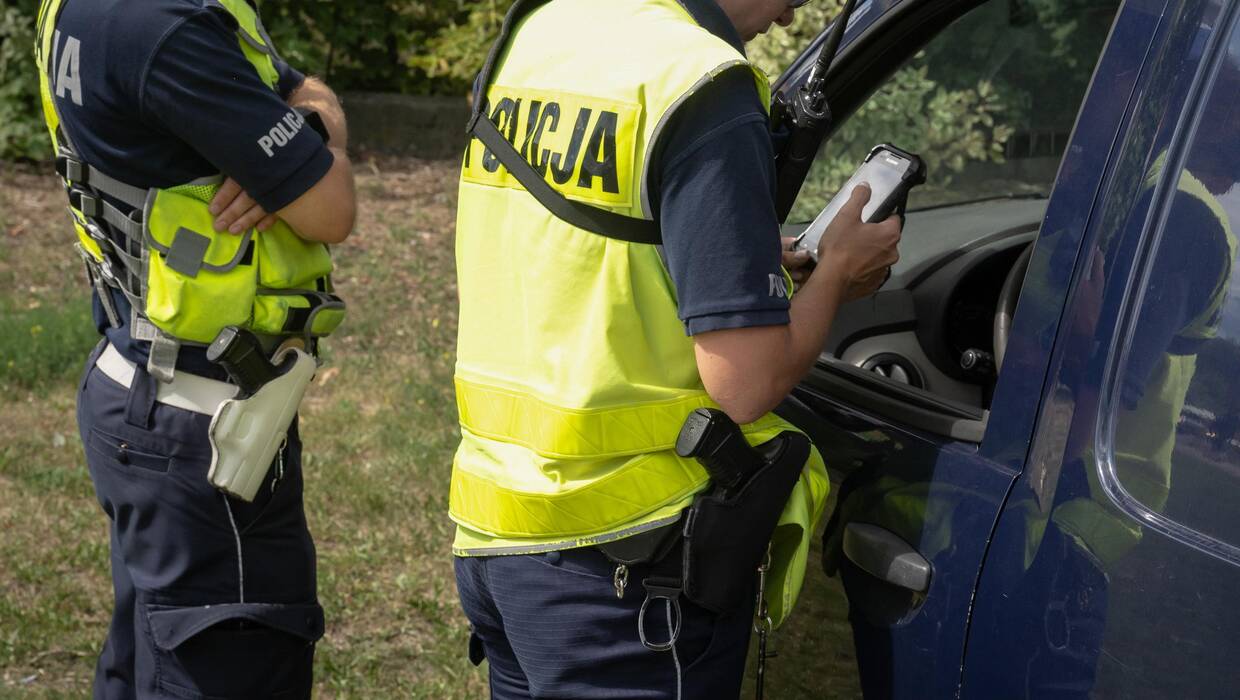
[993,244,1033,372]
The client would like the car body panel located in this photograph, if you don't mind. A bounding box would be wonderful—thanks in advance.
[962,1,1240,697]
[777,0,1142,696]
[773,0,1225,697]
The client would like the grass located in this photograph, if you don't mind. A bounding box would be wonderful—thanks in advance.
[0,158,861,698]
[0,304,98,391]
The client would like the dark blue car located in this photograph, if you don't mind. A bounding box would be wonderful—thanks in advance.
[775,0,1240,697]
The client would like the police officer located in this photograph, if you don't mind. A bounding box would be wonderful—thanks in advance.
[34,0,355,696]
[449,0,900,696]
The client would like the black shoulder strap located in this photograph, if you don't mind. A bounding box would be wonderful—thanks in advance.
[465,0,663,246]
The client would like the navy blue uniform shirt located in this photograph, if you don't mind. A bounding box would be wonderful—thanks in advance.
[649,0,790,335]
[48,0,333,375]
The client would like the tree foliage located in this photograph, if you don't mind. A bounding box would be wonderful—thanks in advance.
[747,1,845,81]
[751,2,1018,220]
[259,0,505,94]
[757,0,1115,220]
[411,1,509,87]
[0,0,1110,168]
[0,0,45,161]
[0,0,508,161]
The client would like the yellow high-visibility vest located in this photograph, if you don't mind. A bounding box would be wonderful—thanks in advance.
[450,0,828,627]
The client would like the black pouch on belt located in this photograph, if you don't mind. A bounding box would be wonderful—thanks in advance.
[676,409,810,613]
[596,518,683,567]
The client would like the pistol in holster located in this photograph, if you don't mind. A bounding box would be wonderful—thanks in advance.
[205,326,317,502]
[597,408,808,614]
[674,408,809,613]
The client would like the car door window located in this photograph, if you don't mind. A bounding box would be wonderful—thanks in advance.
[1100,20,1240,553]
[790,0,1119,222]
[785,0,1120,440]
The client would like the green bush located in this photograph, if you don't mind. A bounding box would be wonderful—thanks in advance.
[0,0,836,163]
[0,0,509,161]
[750,3,1015,220]
[748,2,847,81]
[260,1,503,94]
[1,0,1099,171]
[411,1,508,86]
[787,57,1015,220]
[0,0,45,162]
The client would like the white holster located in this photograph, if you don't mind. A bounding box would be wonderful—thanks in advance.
[207,347,317,501]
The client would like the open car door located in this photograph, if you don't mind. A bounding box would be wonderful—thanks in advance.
[768,0,1151,696]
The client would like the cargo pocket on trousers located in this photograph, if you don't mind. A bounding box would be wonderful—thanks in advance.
[145,602,324,699]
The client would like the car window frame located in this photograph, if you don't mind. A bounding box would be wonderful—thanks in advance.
[778,0,1122,443]
[1095,0,1240,566]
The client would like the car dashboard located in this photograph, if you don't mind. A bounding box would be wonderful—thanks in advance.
[784,197,1046,411]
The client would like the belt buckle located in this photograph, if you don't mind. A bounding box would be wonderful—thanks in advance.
[83,218,109,243]
[98,257,117,285]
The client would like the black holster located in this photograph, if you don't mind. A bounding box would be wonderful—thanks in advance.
[680,430,809,612]
[596,419,810,614]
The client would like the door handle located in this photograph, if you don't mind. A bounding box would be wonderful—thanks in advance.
[843,522,932,593]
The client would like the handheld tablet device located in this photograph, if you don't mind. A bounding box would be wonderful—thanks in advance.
[794,144,926,261]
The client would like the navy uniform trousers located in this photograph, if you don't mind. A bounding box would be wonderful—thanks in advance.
[76,342,323,699]
[455,543,755,699]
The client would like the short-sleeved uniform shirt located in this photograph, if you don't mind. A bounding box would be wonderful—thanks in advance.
[48,0,333,377]
[650,0,790,336]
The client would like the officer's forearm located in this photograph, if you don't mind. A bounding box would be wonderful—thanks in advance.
[785,263,849,373]
[272,77,355,243]
[288,77,348,150]
[277,147,355,245]
[692,272,846,424]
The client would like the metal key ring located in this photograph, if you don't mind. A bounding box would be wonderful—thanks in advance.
[637,591,682,652]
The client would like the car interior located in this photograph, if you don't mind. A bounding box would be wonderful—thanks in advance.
[778,0,1122,442]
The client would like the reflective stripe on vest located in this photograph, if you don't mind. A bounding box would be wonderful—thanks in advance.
[449,0,784,540]
[456,377,720,459]
[450,431,710,539]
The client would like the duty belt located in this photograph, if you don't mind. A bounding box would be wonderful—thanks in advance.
[95,343,237,415]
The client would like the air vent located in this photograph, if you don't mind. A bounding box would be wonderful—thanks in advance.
[858,353,925,389]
